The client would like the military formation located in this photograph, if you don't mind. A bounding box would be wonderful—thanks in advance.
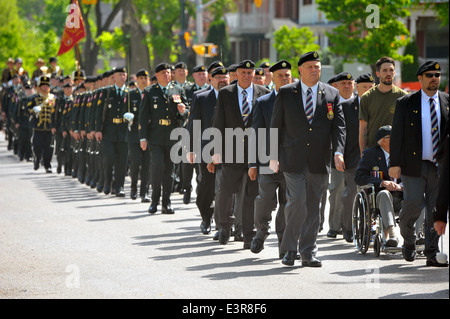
[0,53,448,269]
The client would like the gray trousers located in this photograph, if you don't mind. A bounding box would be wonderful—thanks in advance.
[376,190,397,230]
[254,172,287,252]
[281,170,328,258]
[400,161,440,257]
[328,168,345,231]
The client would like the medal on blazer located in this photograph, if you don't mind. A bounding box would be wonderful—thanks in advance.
[172,95,181,103]
[327,103,334,120]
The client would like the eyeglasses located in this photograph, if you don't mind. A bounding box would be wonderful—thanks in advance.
[424,73,441,78]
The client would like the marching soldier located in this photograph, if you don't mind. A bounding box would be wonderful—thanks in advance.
[95,67,129,197]
[61,83,74,176]
[139,62,189,214]
[28,75,56,173]
[13,79,34,161]
[127,69,151,202]
[49,57,64,77]
[2,74,22,153]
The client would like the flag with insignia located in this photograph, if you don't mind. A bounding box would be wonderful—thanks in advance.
[57,0,86,56]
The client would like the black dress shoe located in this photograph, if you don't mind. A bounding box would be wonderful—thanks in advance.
[343,231,353,243]
[402,246,416,262]
[234,233,243,242]
[34,159,39,171]
[57,165,62,174]
[213,231,220,240]
[250,238,264,254]
[103,187,111,195]
[116,187,125,197]
[200,220,211,235]
[426,256,449,267]
[148,203,157,214]
[282,251,296,266]
[96,184,104,193]
[301,257,322,267]
[130,191,137,200]
[327,230,338,238]
[218,229,230,245]
[183,189,191,204]
[161,205,175,214]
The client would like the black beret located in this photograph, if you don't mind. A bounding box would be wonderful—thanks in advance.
[416,60,441,76]
[298,51,320,66]
[327,76,336,84]
[154,63,171,73]
[207,61,224,73]
[136,69,149,77]
[63,82,72,88]
[254,68,265,76]
[128,81,137,87]
[192,65,207,73]
[211,66,228,77]
[174,62,187,69]
[376,125,391,142]
[236,60,255,69]
[112,66,127,74]
[49,57,57,63]
[102,70,111,78]
[335,72,353,82]
[39,75,50,86]
[227,64,238,72]
[355,73,374,84]
[269,60,291,73]
[259,61,270,68]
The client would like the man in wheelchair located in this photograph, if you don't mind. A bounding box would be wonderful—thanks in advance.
[355,125,402,247]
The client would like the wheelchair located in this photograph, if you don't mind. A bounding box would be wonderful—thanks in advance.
[352,184,425,257]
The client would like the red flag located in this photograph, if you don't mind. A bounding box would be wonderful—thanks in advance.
[57,0,86,56]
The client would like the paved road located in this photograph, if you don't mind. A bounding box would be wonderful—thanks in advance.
[0,133,448,303]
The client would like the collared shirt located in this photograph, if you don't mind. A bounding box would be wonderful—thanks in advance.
[213,88,219,100]
[300,80,319,115]
[339,93,354,104]
[421,89,440,162]
[114,84,126,96]
[237,83,254,115]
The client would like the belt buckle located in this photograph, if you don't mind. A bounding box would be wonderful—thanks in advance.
[113,118,122,124]
[159,119,170,126]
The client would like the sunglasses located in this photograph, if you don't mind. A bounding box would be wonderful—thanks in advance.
[424,73,441,78]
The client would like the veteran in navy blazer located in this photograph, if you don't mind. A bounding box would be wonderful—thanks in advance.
[270,51,346,267]
[390,61,449,266]
[212,60,270,248]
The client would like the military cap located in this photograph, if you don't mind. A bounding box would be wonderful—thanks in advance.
[7,57,14,64]
[236,60,255,70]
[174,62,187,70]
[51,72,58,79]
[23,80,33,89]
[355,73,374,84]
[327,76,336,85]
[298,51,320,66]
[269,60,291,73]
[211,66,228,77]
[416,60,441,76]
[49,57,57,63]
[63,74,71,80]
[63,82,72,88]
[154,63,171,73]
[39,75,50,87]
[254,68,265,76]
[334,72,353,82]
[112,66,127,74]
[35,58,45,65]
[207,61,224,73]
[128,81,137,87]
[73,69,86,80]
[227,64,238,72]
[259,61,271,68]
[376,125,391,142]
[136,69,149,77]
[15,58,23,64]
[193,65,207,73]
[102,70,111,78]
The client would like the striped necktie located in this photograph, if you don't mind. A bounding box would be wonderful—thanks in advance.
[305,87,313,124]
[430,97,439,164]
[242,89,250,125]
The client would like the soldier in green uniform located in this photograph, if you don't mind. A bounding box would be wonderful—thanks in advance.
[95,67,129,197]
[27,75,56,173]
[139,62,189,214]
[61,83,74,176]
[127,69,151,201]
[69,70,86,178]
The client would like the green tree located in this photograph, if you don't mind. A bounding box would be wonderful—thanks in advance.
[205,19,232,67]
[316,0,412,76]
[273,25,320,78]
[401,38,420,82]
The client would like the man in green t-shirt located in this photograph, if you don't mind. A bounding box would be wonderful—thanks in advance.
[359,56,407,154]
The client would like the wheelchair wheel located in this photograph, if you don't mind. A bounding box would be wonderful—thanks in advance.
[373,234,382,257]
[352,190,371,254]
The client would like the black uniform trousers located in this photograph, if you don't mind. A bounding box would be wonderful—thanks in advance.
[128,141,151,196]
[32,130,53,169]
[102,139,128,192]
[196,163,216,223]
[149,144,174,206]
[17,126,32,161]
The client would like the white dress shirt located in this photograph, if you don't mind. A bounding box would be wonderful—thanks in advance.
[421,90,440,162]
[237,83,254,115]
[300,81,319,115]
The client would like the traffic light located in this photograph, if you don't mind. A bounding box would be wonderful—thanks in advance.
[192,44,205,56]
[254,0,262,8]
[184,32,190,48]
[208,45,218,56]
